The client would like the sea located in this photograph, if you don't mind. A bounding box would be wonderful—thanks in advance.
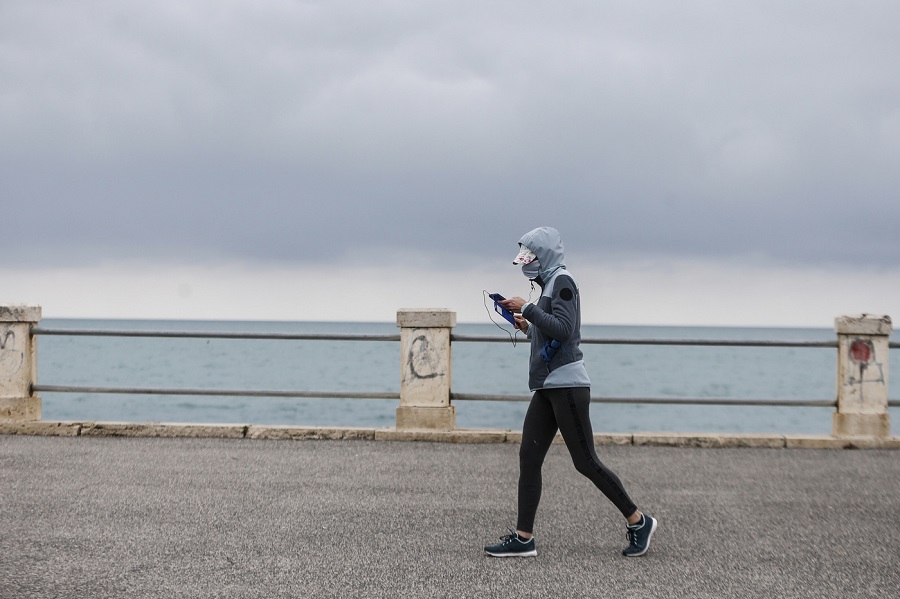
[35,319,900,435]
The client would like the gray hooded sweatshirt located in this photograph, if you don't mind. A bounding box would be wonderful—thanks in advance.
[518,227,592,391]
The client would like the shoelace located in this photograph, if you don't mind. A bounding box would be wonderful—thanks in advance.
[500,529,518,545]
[625,527,637,546]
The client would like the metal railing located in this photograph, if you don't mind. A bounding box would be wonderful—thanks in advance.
[31,328,400,342]
[29,325,900,408]
[449,334,859,407]
[30,326,401,401]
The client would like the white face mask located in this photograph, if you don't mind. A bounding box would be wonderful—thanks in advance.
[521,260,541,279]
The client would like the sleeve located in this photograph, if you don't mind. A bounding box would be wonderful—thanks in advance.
[521,276,578,342]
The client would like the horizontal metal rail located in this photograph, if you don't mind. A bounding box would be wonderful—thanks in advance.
[31,328,869,348]
[452,334,840,348]
[32,385,898,407]
[32,384,399,400]
[450,392,840,407]
[31,327,400,342]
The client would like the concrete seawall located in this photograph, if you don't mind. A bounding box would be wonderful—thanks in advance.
[2,420,899,448]
[3,307,897,445]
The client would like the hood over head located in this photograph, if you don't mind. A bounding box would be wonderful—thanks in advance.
[515,226,566,279]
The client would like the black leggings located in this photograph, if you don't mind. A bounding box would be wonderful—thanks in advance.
[517,387,638,534]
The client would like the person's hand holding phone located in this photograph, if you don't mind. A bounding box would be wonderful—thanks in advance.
[499,296,527,313]
[513,313,529,333]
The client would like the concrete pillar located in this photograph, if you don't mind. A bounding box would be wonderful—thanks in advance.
[833,314,892,437]
[396,309,456,430]
[0,306,42,421]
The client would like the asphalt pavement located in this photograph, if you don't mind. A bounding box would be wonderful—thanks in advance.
[1,435,897,598]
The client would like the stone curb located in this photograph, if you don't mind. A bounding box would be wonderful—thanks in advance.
[81,422,247,439]
[1,421,899,449]
[0,420,83,437]
[247,425,377,441]
[633,432,789,448]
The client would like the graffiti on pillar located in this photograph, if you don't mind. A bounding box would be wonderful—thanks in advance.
[0,331,14,350]
[407,334,442,380]
[850,339,873,363]
[0,329,24,374]
[847,338,884,390]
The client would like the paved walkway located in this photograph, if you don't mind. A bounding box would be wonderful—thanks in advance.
[1,435,898,598]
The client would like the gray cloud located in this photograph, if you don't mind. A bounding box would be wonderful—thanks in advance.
[3,1,899,270]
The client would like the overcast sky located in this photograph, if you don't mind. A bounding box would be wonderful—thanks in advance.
[2,1,899,327]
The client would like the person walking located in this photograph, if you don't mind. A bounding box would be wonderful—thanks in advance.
[483,226,657,558]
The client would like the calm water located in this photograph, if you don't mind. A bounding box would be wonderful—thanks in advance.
[36,319,900,435]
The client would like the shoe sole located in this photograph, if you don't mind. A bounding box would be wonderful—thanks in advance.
[484,549,538,558]
[623,518,657,557]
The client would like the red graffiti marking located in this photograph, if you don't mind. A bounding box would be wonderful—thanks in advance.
[849,339,873,363]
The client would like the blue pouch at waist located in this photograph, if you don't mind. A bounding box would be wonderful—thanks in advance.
[541,339,561,363]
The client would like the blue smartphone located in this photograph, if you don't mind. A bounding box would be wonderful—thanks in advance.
[489,293,516,325]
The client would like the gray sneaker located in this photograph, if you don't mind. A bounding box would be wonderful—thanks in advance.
[484,530,537,557]
[622,514,657,557]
